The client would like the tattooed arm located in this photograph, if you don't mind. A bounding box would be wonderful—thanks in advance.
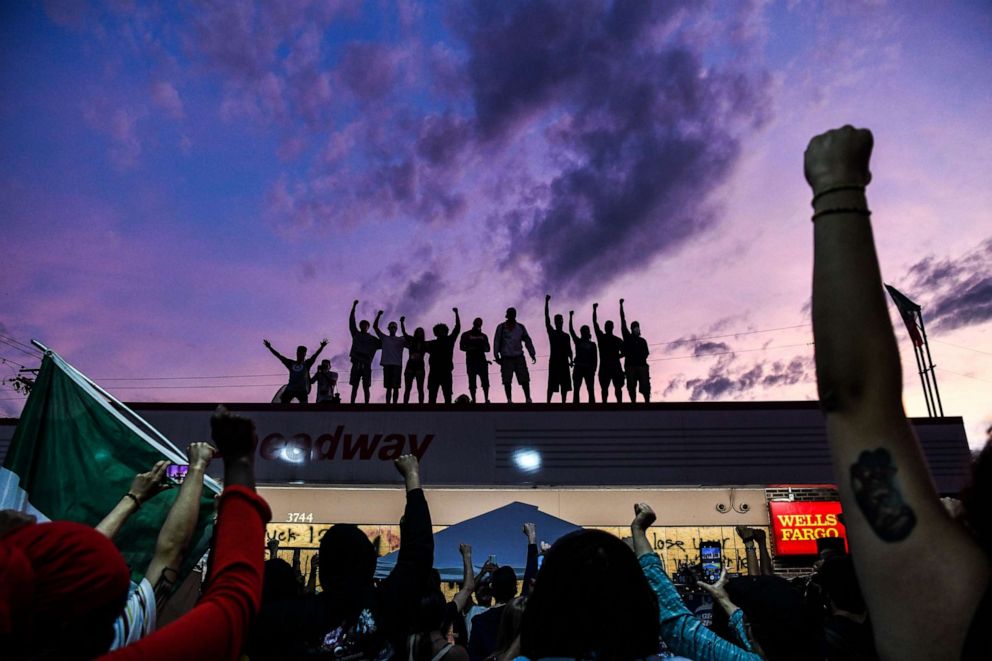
[808,126,988,660]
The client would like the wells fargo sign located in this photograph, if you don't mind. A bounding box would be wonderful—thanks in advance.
[769,500,847,556]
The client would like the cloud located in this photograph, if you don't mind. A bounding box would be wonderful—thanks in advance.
[450,0,770,296]
[665,353,814,400]
[150,81,184,119]
[82,102,145,168]
[900,238,992,332]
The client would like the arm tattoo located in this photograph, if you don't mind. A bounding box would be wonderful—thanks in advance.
[850,448,917,542]
[153,567,179,605]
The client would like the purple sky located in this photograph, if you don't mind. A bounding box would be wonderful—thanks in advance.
[2,1,990,448]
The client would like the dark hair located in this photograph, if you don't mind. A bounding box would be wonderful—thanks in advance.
[816,556,865,613]
[492,565,518,603]
[520,529,659,660]
[604,320,614,332]
[414,327,426,341]
[408,590,449,661]
[725,575,820,661]
[491,596,527,661]
[319,524,376,589]
[580,325,591,338]
[359,320,370,330]
[434,323,449,337]
[297,345,307,356]
[263,558,302,602]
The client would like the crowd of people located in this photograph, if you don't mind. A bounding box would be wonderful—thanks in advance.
[264,296,652,406]
[2,127,990,660]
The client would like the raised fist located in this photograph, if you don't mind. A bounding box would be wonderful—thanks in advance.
[569,310,574,316]
[593,302,599,309]
[545,294,551,302]
[804,125,873,194]
[320,338,328,346]
[523,522,537,543]
[187,442,216,471]
[394,454,419,478]
[620,298,625,305]
[352,299,359,306]
[400,315,406,322]
[632,502,656,531]
[377,310,384,316]
[459,543,472,556]
[210,406,257,462]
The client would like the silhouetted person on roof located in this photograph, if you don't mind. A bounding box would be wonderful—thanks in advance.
[545,295,573,403]
[314,359,339,403]
[460,317,491,403]
[568,311,597,404]
[374,311,405,404]
[264,338,327,403]
[494,307,537,404]
[400,316,427,404]
[426,308,461,404]
[619,299,651,402]
[593,302,624,402]
[349,299,381,404]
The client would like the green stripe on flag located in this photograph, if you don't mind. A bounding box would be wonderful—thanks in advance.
[2,349,219,583]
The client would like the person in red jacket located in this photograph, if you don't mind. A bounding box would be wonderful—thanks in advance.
[0,406,271,661]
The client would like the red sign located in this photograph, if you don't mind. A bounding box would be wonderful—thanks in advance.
[769,500,848,556]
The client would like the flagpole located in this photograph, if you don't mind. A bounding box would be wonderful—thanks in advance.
[916,312,944,417]
[909,336,933,417]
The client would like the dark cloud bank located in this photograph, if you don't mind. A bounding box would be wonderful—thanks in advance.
[901,238,992,332]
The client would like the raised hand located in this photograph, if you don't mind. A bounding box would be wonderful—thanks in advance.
[459,543,472,557]
[453,307,459,313]
[593,302,599,309]
[752,528,767,544]
[620,298,625,305]
[545,294,551,302]
[263,339,271,347]
[804,125,873,194]
[129,460,172,505]
[569,310,574,317]
[400,315,406,323]
[320,338,329,346]
[210,405,257,462]
[394,454,421,491]
[523,522,537,544]
[735,525,755,542]
[632,502,656,531]
[187,442,216,472]
[352,299,359,307]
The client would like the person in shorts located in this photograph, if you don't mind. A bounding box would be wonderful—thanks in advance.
[425,308,461,404]
[493,307,537,403]
[619,298,651,402]
[460,317,492,403]
[349,299,381,403]
[592,302,625,402]
[544,295,574,403]
[568,310,597,403]
[374,311,406,404]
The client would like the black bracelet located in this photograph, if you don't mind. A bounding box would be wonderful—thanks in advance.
[811,184,866,206]
[811,207,871,222]
[124,492,141,508]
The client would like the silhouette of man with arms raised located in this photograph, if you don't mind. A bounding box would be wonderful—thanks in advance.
[493,307,537,403]
[348,299,381,404]
[568,311,597,403]
[263,338,327,404]
[592,302,624,402]
[426,308,461,404]
[374,311,405,404]
[619,299,651,402]
[460,317,491,403]
[545,294,573,403]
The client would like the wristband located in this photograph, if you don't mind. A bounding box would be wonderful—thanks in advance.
[812,207,871,222]
[811,184,866,206]
[124,492,142,508]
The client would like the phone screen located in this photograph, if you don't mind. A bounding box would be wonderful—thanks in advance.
[167,464,189,484]
[700,542,722,583]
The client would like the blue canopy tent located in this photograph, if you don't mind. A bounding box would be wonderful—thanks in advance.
[374,502,582,581]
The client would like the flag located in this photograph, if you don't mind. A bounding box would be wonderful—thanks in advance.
[885,284,924,348]
[0,346,220,582]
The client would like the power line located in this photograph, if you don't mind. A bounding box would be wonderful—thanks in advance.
[939,369,992,385]
[0,333,41,354]
[0,337,42,359]
[932,339,992,358]
[0,355,28,370]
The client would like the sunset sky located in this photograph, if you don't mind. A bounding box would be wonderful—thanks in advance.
[2,1,989,448]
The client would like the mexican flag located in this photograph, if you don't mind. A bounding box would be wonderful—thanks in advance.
[0,345,220,581]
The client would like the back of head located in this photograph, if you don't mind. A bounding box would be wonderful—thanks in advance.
[492,565,518,604]
[581,325,591,339]
[319,359,330,371]
[2,520,130,658]
[506,307,517,321]
[414,327,426,342]
[492,596,527,659]
[554,314,564,330]
[319,524,376,596]
[520,529,659,660]
[263,558,302,603]
[433,323,448,338]
[726,575,820,660]
[473,317,483,330]
[360,320,370,332]
[604,320,614,334]
[816,555,865,613]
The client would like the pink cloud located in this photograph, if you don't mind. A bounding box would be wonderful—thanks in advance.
[150,80,184,119]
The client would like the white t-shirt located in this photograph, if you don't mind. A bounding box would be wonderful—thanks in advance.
[110,577,157,650]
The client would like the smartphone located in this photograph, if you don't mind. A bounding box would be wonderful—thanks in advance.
[166,463,189,485]
[488,554,497,566]
[699,541,722,583]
